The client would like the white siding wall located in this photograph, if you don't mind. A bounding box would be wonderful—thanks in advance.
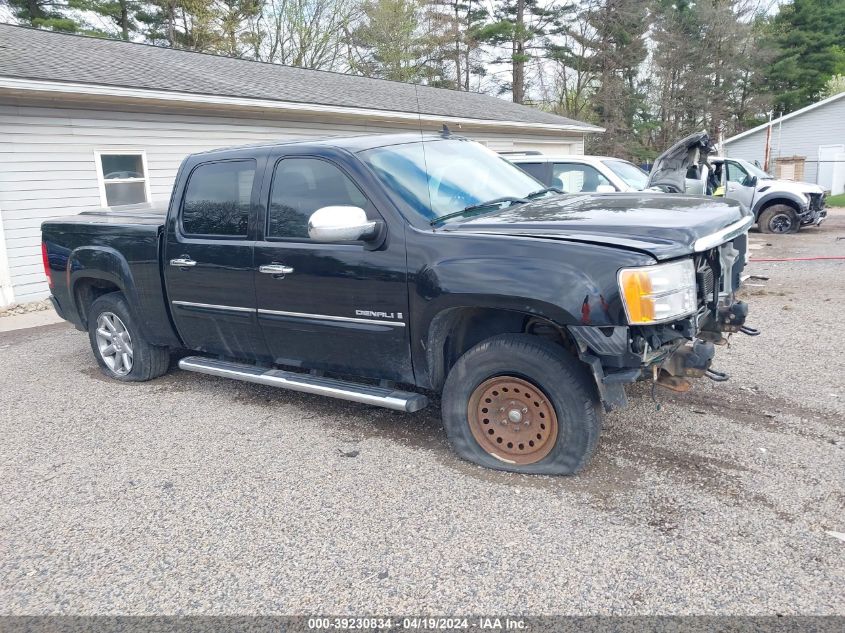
[724,98,845,186]
[0,99,585,305]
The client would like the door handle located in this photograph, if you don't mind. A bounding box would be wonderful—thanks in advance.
[170,257,196,267]
[259,264,294,275]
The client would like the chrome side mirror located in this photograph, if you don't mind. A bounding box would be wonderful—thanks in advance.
[308,206,377,242]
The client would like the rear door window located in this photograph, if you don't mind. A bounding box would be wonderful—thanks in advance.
[181,160,256,237]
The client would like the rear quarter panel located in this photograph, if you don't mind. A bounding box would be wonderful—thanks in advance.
[41,221,181,347]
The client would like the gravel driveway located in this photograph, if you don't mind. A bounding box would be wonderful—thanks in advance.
[1,212,843,616]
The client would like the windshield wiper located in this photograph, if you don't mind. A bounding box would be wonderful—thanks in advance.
[526,186,563,199]
[430,196,528,226]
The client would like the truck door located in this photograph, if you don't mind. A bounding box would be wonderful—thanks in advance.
[253,154,413,383]
[164,157,269,360]
[724,161,756,210]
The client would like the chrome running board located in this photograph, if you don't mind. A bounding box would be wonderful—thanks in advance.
[178,356,428,413]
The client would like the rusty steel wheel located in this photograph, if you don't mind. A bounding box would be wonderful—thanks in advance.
[467,375,559,465]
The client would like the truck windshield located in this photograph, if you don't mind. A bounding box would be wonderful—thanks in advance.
[602,159,649,190]
[359,139,545,223]
[737,159,773,180]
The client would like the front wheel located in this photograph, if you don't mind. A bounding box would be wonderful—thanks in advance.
[758,204,800,234]
[441,334,602,475]
[87,292,170,381]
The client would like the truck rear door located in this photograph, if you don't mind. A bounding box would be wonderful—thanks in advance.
[164,156,269,360]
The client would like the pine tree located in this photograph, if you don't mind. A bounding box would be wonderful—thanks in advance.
[765,0,845,112]
[423,0,488,90]
[348,0,434,83]
[4,0,83,31]
[70,0,144,40]
[476,0,569,103]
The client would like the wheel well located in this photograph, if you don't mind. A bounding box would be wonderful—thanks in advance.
[757,197,801,220]
[73,278,121,328]
[426,307,575,390]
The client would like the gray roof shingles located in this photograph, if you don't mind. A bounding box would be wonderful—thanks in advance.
[0,23,600,130]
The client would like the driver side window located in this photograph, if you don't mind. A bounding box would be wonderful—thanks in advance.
[267,158,373,240]
[726,162,749,184]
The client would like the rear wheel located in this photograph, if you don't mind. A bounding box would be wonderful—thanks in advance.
[441,334,602,475]
[758,204,800,234]
[87,292,170,381]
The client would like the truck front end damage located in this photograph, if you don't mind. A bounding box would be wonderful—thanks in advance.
[803,192,827,226]
[570,217,757,410]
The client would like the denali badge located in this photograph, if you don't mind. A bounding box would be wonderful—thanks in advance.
[356,310,403,320]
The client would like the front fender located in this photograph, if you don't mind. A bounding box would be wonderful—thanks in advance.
[752,191,807,218]
[407,231,655,388]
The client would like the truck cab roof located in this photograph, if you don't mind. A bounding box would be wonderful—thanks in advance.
[192,132,450,158]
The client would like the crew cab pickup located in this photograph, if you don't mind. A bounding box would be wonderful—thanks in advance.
[42,133,757,475]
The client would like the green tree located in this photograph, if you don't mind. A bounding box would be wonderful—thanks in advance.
[569,0,648,157]
[765,0,845,113]
[348,0,433,82]
[476,0,569,103]
[70,0,145,40]
[647,0,771,153]
[822,74,845,97]
[424,0,489,90]
[2,0,82,31]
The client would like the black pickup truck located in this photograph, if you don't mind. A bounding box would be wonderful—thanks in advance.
[42,133,756,475]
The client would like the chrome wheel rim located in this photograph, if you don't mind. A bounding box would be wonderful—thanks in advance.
[95,312,133,376]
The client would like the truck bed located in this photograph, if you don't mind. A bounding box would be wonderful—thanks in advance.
[41,202,181,347]
[46,202,167,231]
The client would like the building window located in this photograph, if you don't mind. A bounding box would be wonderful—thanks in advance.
[95,151,151,207]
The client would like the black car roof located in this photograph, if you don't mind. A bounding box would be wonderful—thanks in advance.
[191,132,461,158]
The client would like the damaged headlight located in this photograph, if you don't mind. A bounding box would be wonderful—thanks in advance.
[618,259,697,324]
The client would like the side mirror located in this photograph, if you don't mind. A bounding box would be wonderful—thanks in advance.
[745,175,757,188]
[595,184,616,193]
[308,206,377,242]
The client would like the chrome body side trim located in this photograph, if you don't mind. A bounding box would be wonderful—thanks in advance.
[257,309,406,327]
[693,215,754,252]
[178,356,428,412]
[171,300,254,313]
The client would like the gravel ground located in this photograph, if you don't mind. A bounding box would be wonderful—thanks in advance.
[1,212,843,616]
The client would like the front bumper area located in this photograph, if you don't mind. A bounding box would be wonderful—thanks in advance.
[571,232,756,410]
[571,299,754,410]
[800,193,826,226]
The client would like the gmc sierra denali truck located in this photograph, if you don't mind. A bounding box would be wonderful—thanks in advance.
[42,133,756,475]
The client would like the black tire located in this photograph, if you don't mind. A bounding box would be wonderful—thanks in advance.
[758,204,800,234]
[441,334,602,475]
[87,291,170,382]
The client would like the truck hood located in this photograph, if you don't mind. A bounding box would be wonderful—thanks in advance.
[442,193,749,260]
[647,131,716,192]
[757,179,824,196]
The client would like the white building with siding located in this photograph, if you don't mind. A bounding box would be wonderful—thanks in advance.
[722,92,845,195]
[0,24,601,307]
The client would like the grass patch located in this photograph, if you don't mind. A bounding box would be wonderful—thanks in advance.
[827,193,845,207]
